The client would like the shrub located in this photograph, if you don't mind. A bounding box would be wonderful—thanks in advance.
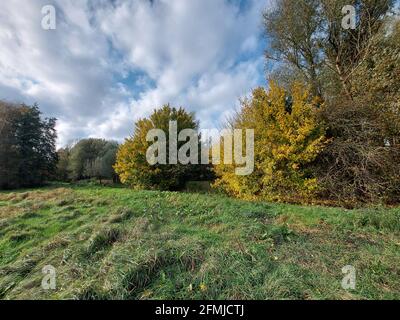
[214,82,327,202]
[316,21,400,204]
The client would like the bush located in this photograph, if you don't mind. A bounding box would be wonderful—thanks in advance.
[214,82,327,202]
[316,21,400,204]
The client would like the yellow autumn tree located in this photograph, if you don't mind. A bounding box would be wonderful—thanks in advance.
[114,105,201,190]
[214,82,327,202]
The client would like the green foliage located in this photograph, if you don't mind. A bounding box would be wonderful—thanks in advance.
[0,102,20,188]
[67,139,118,182]
[352,19,400,123]
[115,105,206,190]
[214,82,327,202]
[56,147,71,181]
[0,102,57,189]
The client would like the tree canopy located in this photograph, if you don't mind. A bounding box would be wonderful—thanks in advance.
[0,101,57,189]
[114,105,208,190]
[66,138,119,182]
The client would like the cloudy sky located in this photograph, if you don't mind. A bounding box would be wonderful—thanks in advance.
[0,0,270,147]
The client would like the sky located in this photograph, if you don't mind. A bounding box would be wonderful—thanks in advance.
[0,0,270,147]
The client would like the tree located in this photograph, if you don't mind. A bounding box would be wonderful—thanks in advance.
[115,105,204,190]
[263,1,399,204]
[316,19,400,204]
[264,0,323,96]
[214,82,327,202]
[83,141,119,183]
[0,102,20,188]
[56,146,71,181]
[67,139,118,182]
[99,141,120,183]
[68,139,107,180]
[322,0,395,100]
[0,101,57,189]
[264,0,395,100]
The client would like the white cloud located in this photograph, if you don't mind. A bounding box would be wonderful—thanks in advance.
[0,0,269,147]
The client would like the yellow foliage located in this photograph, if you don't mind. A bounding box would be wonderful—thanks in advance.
[214,82,327,202]
[114,105,198,190]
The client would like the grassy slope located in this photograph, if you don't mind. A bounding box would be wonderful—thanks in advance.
[0,185,399,300]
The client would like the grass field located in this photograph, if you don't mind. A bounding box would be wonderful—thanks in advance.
[0,184,399,300]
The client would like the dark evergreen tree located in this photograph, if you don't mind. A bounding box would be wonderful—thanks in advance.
[0,102,58,189]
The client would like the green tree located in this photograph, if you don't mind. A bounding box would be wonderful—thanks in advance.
[0,102,20,188]
[101,142,120,183]
[68,139,107,180]
[56,146,71,181]
[68,139,118,182]
[83,141,119,183]
[0,102,57,189]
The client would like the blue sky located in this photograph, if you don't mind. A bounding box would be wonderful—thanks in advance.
[0,0,270,147]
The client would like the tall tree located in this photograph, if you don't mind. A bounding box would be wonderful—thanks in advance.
[264,0,395,100]
[317,19,400,203]
[0,102,20,188]
[83,141,119,183]
[56,146,72,181]
[264,0,323,96]
[0,102,57,189]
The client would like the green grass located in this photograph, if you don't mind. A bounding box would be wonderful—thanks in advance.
[0,184,399,300]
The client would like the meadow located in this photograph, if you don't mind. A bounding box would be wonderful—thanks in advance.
[0,184,399,300]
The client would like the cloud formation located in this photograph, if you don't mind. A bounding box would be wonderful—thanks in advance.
[0,0,268,147]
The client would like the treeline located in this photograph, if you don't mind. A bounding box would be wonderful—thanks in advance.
[0,101,212,189]
[56,138,119,183]
[1,0,398,206]
[0,101,119,188]
[217,0,400,205]
[115,0,400,205]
